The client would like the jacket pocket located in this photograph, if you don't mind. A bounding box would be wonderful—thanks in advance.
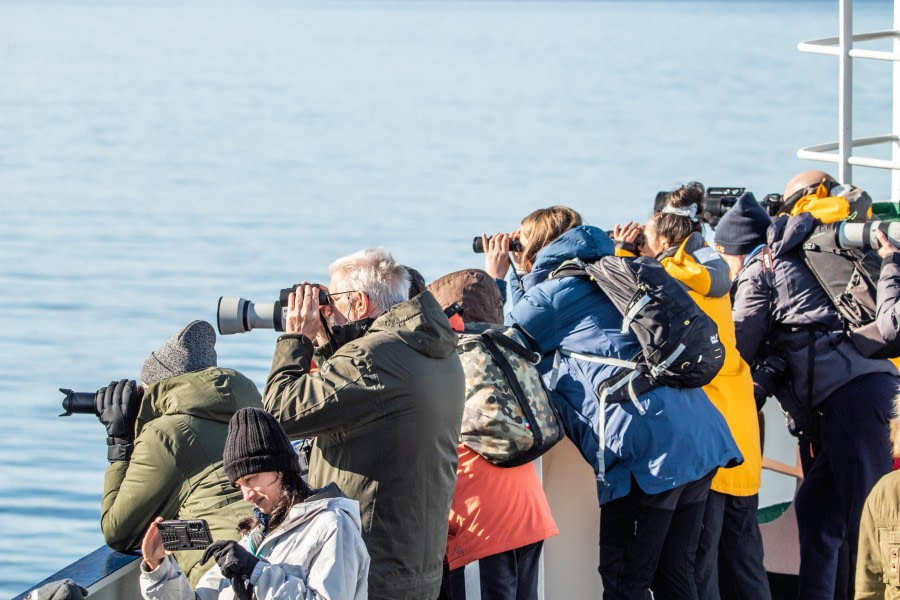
[878,528,900,587]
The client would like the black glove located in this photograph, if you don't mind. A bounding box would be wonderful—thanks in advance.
[97,379,141,463]
[752,382,768,412]
[201,540,260,581]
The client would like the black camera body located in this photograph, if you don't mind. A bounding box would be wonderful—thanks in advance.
[655,187,743,227]
[656,186,780,228]
[751,354,788,409]
[702,187,745,227]
[760,193,785,217]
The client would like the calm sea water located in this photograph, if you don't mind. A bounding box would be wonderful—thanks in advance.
[0,0,896,595]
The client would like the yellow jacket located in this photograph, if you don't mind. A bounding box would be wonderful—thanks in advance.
[647,234,762,496]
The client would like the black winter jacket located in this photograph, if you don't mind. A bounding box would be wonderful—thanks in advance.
[731,212,898,434]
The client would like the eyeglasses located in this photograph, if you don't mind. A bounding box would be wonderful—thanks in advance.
[327,290,361,301]
[326,290,368,309]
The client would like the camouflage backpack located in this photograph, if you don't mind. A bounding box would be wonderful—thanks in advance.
[456,322,564,467]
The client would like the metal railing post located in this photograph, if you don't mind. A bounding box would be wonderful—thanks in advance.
[840,0,853,183]
[894,0,900,199]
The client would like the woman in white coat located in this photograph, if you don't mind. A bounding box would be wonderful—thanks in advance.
[138,407,370,600]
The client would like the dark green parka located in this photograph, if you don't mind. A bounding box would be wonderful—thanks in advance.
[264,291,465,600]
[101,367,262,585]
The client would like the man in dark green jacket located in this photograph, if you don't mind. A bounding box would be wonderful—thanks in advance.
[264,248,465,600]
[98,320,262,585]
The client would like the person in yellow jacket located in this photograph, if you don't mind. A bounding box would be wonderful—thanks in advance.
[614,182,769,600]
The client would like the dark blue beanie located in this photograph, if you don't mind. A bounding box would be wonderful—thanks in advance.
[714,192,772,255]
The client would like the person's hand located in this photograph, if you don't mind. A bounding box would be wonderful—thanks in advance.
[201,540,260,581]
[285,284,323,341]
[483,233,512,280]
[612,221,642,244]
[141,517,170,571]
[876,229,899,259]
[97,379,142,462]
[612,221,645,256]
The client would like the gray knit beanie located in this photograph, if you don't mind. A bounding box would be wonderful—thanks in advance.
[139,320,217,386]
[713,192,773,255]
[26,579,88,599]
[223,407,300,486]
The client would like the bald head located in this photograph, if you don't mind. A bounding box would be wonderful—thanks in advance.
[783,170,836,200]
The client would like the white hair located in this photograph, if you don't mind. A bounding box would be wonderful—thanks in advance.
[328,248,411,314]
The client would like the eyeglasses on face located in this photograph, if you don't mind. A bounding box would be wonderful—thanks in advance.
[327,290,361,302]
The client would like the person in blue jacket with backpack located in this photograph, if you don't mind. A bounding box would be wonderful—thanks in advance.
[504,205,742,599]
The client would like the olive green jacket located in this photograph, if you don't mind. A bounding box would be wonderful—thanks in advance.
[858,469,900,599]
[101,367,262,585]
[264,291,465,600]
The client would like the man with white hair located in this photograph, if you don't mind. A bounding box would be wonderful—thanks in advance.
[264,248,465,600]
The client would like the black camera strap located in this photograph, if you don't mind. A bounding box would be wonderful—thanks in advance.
[319,312,337,349]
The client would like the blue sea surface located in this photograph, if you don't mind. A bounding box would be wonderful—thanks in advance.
[0,0,895,595]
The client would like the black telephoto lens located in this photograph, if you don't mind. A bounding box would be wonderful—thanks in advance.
[59,388,99,417]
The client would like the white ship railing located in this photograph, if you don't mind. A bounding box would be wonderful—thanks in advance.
[798,0,900,201]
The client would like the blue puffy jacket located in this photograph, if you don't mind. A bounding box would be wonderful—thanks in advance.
[507,226,742,505]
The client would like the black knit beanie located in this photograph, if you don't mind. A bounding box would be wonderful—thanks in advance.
[223,408,300,486]
[714,191,772,255]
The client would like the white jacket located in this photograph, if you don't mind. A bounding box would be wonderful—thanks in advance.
[140,486,370,600]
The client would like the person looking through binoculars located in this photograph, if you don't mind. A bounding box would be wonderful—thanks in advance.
[262,247,465,600]
[614,183,770,600]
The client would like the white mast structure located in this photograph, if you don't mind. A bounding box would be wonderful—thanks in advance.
[798,0,900,201]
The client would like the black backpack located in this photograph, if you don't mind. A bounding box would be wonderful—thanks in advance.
[551,255,725,404]
[800,221,900,359]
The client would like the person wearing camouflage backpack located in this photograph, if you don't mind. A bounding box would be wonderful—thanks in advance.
[429,265,558,600]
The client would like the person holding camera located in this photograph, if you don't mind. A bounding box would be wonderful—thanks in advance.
[715,171,900,599]
[100,320,263,585]
[503,206,741,599]
[139,406,370,599]
[262,247,465,600]
[616,183,769,600]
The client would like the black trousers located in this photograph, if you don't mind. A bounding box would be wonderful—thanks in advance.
[793,372,896,600]
[442,540,544,600]
[599,471,714,600]
[695,491,771,600]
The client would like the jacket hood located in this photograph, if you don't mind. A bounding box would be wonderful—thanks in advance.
[768,212,817,258]
[275,483,364,538]
[658,232,732,298]
[135,367,262,435]
[525,225,614,288]
[367,290,458,359]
